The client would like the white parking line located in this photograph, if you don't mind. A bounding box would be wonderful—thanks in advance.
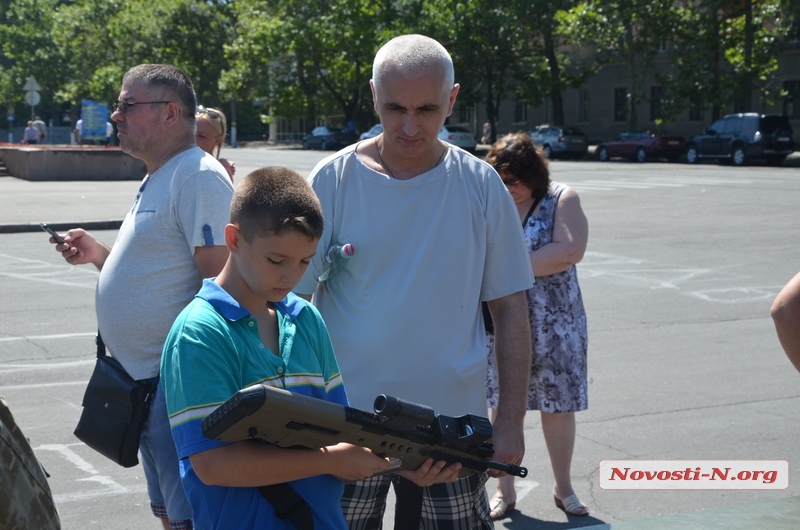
[0,253,97,289]
[0,332,96,343]
[36,443,144,504]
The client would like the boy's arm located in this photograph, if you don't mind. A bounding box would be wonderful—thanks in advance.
[190,440,390,486]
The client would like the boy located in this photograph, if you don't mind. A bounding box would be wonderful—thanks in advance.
[161,167,390,529]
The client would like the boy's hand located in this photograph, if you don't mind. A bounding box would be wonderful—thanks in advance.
[327,443,391,481]
[396,458,462,487]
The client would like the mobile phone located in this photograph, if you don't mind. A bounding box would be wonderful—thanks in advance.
[40,223,68,246]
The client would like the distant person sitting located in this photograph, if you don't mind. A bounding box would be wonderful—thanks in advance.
[161,167,389,529]
[771,271,800,373]
[24,121,39,144]
[196,106,235,182]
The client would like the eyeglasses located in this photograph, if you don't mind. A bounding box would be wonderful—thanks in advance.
[111,101,171,115]
[502,178,521,187]
[196,106,222,120]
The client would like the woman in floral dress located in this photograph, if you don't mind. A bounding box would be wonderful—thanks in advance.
[484,132,589,519]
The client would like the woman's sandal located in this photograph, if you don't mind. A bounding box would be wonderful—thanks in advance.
[553,487,589,516]
[489,497,516,520]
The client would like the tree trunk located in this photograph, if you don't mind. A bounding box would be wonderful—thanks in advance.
[627,24,638,129]
[742,0,753,112]
[543,26,564,126]
[485,65,497,144]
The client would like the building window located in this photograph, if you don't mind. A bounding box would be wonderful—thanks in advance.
[457,103,473,124]
[785,80,800,119]
[614,87,628,122]
[650,86,664,122]
[689,94,704,121]
[579,88,590,122]
[514,99,528,123]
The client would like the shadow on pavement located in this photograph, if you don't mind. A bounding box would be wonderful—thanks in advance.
[500,512,608,530]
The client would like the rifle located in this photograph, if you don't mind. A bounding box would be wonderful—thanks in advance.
[202,384,527,479]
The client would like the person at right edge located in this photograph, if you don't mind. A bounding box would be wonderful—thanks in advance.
[771,271,800,373]
[484,132,589,519]
[294,34,534,529]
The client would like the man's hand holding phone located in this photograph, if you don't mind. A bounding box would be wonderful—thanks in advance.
[40,223,70,247]
[41,224,111,270]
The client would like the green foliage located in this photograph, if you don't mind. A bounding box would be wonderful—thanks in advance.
[0,0,796,136]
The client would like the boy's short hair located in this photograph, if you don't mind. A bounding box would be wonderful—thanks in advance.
[231,167,323,242]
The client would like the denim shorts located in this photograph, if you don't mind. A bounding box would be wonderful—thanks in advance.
[139,381,193,527]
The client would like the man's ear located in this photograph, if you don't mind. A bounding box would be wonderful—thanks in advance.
[446,83,460,117]
[225,224,241,253]
[163,101,181,129]
[370,79,378,113]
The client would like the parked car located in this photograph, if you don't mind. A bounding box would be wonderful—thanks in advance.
[438,125,476,152]
[360,124,383,140]
[527,125,588,159]
[685,113,794,166]
[302,126,358,150]
[596,130,686,163]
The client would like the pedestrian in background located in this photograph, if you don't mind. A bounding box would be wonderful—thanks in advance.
[74,118,83,144]
[196,105,235,181]
[33,115,47,143]
[482,119,492,144]
[484,132,590,519]
[50,64,234,530]
[24,121,38,144]
[295,34,533,528]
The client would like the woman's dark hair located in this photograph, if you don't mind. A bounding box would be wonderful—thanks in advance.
[485,132,550,200]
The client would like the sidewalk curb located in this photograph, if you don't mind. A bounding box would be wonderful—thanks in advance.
[0,220,123,234]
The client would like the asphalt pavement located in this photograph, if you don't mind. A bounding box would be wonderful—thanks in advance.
[1,146,799,529]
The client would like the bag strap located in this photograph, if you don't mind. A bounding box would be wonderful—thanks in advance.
[521,194,544,228]
[258,483,314,530]
[95,332,106,359]
[393,476,424,530]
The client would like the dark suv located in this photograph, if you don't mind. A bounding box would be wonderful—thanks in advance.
[685,113,794,166]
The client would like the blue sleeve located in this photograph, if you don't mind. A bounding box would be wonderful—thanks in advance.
[161,301,241,459]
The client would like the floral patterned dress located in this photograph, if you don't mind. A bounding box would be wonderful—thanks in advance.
[486,181,588,413]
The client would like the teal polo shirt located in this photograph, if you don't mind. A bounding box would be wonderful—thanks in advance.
[162,279,348,530]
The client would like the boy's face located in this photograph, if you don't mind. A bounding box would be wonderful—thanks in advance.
[234,227,318,303]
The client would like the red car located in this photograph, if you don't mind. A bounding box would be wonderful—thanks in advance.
[596,130,686,163]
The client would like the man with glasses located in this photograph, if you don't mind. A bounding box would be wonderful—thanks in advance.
[52,64,234,530]
[295,35,533,528]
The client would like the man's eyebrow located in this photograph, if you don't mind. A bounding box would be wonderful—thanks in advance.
[383,102,441,111]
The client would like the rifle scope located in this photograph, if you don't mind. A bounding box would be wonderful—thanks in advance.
[374,395,436,431]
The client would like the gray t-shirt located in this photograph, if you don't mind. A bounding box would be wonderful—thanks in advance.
[296,145,534,416]
[96,147,234,380]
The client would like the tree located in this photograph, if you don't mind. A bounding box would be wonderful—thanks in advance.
[516,0,593,127]
[562,0,677,128]
[658,0,792,121]
[226,0,383,132]
[52,0,233,106]
[0,0,64,116]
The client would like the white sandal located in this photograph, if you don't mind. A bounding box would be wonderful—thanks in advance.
[553,486,588,516]
[489,497,516,520]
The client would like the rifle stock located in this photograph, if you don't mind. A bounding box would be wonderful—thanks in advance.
[202,384,527,479]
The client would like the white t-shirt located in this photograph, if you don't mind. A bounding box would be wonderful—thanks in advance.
[296,144,533,416]
[95,147,234,379]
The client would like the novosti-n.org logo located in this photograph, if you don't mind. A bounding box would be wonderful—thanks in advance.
[599,460,788,489]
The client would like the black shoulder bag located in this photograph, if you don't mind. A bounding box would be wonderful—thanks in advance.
[73,334,159,468]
